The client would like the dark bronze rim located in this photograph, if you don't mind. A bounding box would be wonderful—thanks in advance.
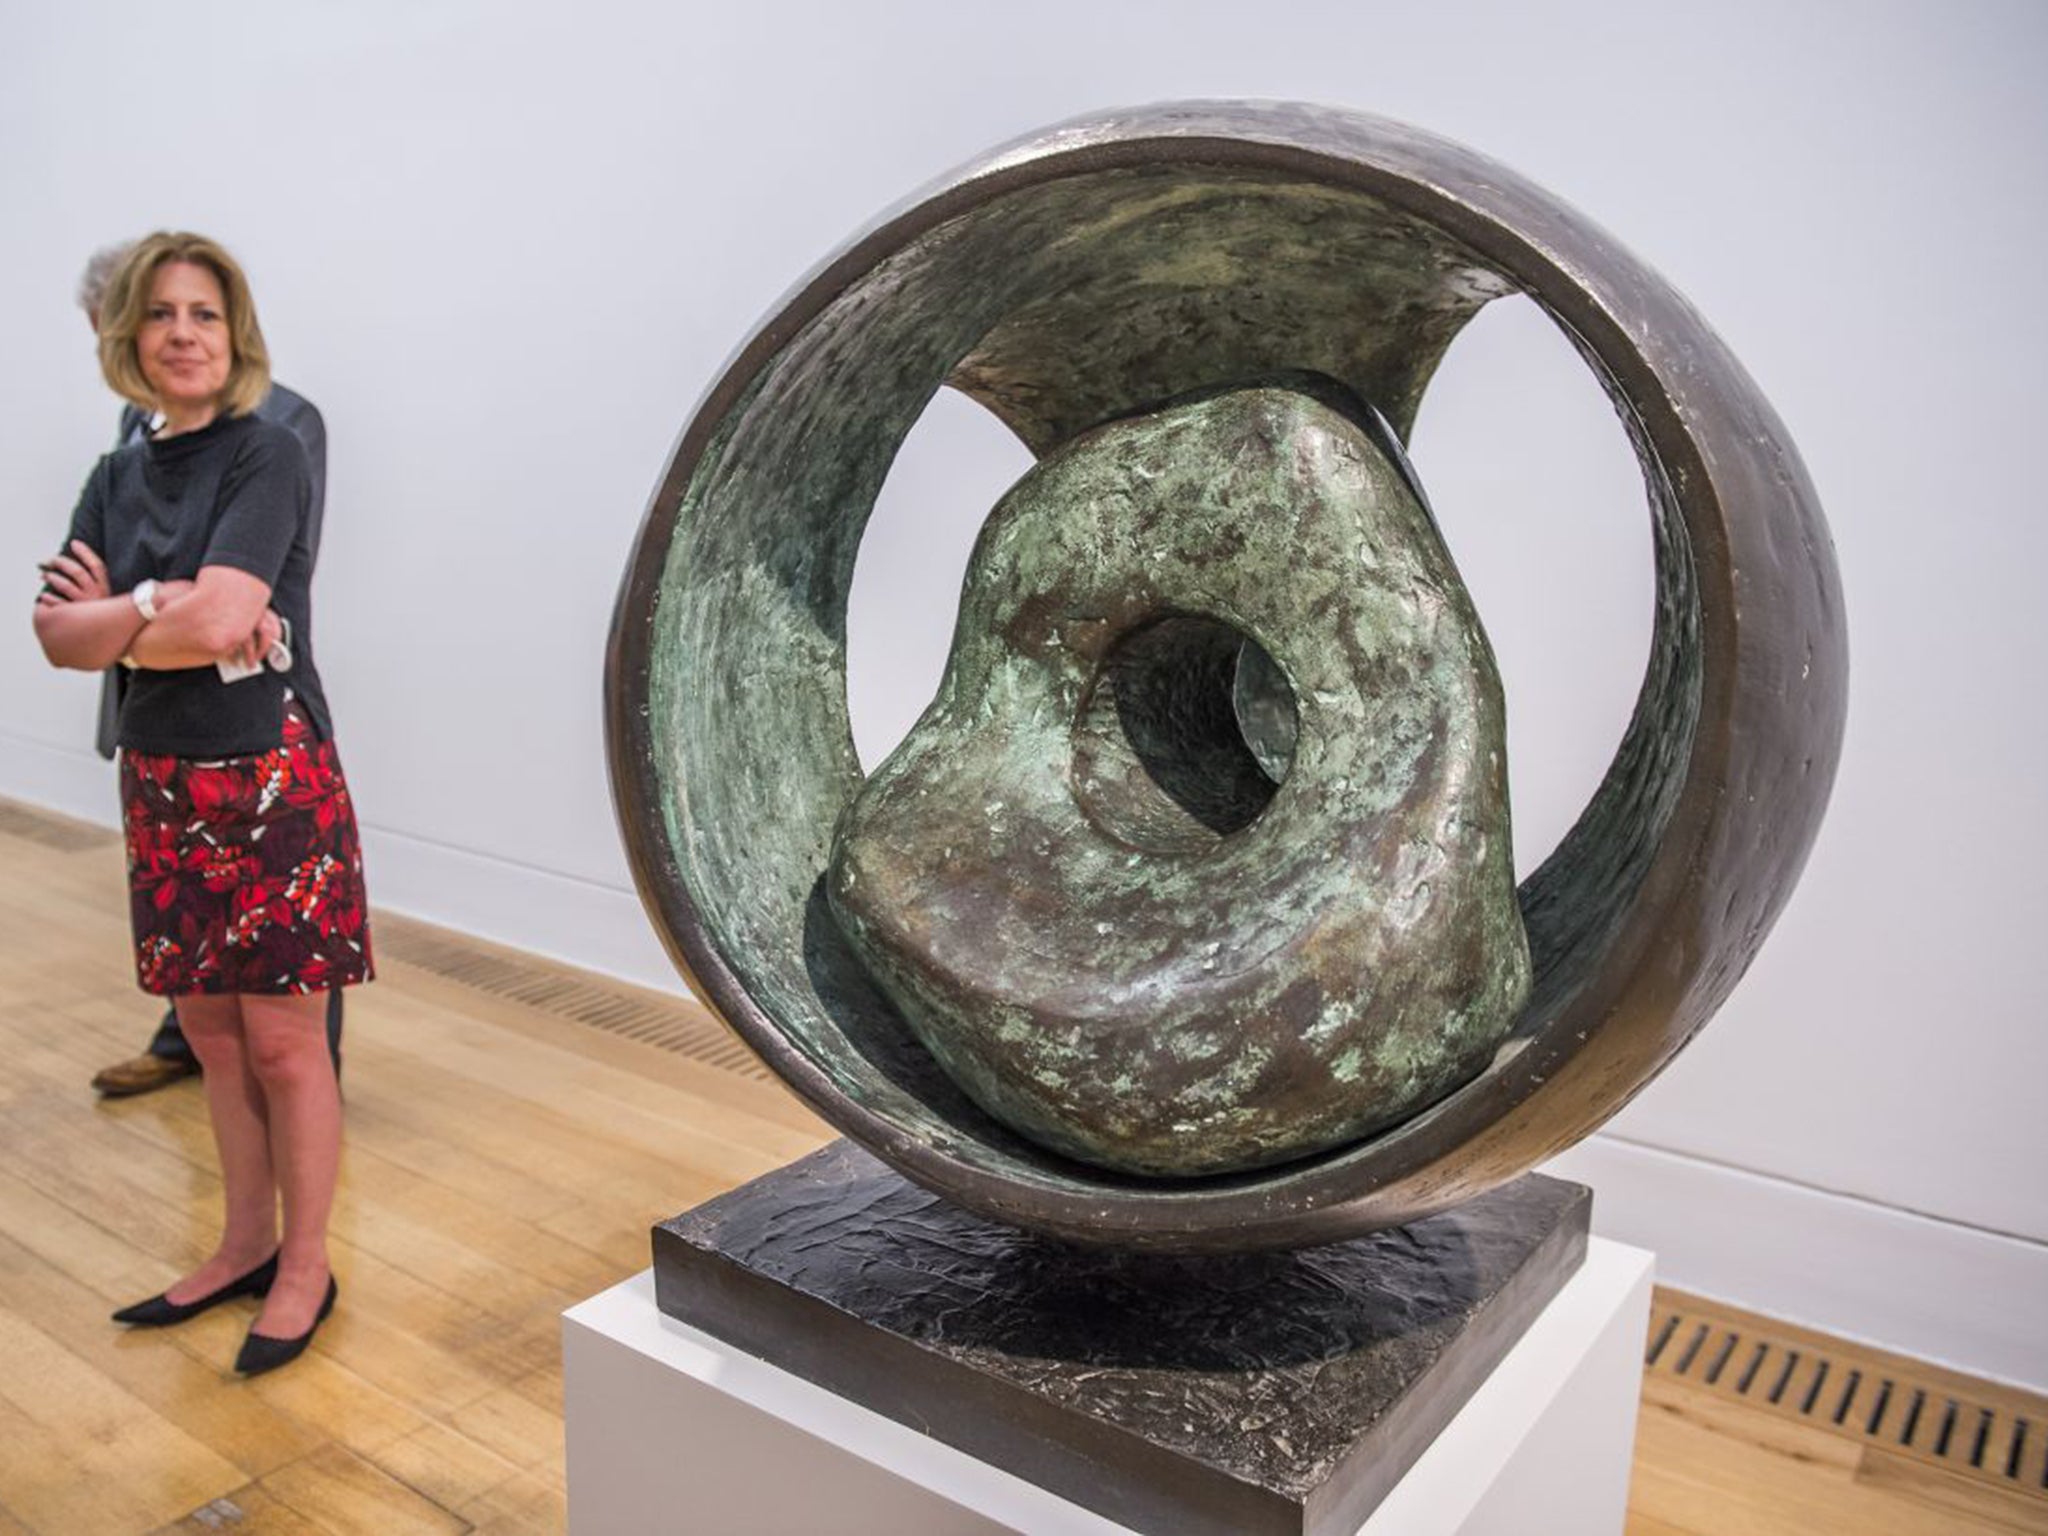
[605,103,1847,1250]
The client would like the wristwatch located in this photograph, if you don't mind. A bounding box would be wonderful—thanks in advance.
[131,579,159,621]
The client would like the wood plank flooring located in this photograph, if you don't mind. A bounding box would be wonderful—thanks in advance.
[0,795,2037,1535]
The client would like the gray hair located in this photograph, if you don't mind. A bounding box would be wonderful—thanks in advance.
[77,242,137,318]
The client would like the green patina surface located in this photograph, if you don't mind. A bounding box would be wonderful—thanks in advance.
[644,166,1524,1186]
[826,387,1530,1176]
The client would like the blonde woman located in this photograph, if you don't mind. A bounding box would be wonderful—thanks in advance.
[34,232,370,1375]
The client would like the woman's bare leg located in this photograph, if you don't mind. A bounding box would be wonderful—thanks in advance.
[239,990,341,1336]
[165,993,278,1303]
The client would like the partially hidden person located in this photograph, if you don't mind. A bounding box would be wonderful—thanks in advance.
[72,242,344,1098]
[34,232,370,1375]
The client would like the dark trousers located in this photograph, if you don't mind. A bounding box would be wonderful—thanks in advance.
[149,989,345,1072]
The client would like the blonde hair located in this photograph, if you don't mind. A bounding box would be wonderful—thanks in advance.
[97,231,272,418]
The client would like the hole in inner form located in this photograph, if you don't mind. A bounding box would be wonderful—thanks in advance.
[1070,614,1296,855]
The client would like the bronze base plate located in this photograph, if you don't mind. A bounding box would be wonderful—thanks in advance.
[654,1141,1591,1535]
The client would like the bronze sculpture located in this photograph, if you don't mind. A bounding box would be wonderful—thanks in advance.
[606,102,1847,1252]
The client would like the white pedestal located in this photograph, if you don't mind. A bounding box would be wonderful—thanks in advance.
[563,1238,1653,1536]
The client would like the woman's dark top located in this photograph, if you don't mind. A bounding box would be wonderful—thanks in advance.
[63,412,333,756]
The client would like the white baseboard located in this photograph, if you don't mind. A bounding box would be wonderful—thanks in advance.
[0,728,690,1000]
[0,728,119,828]
[6,731,2041,1392]
[1545,1134,2048,1392]
[357,822,692,999]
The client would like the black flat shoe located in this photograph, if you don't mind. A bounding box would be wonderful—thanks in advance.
[111,1253,278,1327]
[234,1275,338,1376]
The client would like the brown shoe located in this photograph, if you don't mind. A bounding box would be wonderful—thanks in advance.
[91,1053,200,1097]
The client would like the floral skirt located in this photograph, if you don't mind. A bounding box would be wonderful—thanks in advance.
[120,703,374,996]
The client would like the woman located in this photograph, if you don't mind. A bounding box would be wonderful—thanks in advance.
[33,231,371,1376]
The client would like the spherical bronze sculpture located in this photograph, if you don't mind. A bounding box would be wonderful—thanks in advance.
[605,102,1847,1252]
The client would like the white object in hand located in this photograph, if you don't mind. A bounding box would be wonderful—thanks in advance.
[218,618,291,684]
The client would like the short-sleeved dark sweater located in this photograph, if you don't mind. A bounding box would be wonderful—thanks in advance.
[63,412,333,757]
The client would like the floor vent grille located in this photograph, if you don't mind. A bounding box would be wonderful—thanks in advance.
[0,799,120,853]
[1646,1292,2048,1503]
[373,911,771,1079]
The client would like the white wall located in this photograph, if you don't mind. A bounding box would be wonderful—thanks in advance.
[5,0,2043,1386]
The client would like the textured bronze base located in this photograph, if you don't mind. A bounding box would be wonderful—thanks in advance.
[653,1142,1590,1535]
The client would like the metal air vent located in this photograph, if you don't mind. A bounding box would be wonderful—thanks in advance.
[1646,1292,2048,1504]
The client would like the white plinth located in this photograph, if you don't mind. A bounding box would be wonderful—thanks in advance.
[563,1237,1653,1536]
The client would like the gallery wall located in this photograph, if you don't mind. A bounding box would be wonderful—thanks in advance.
[4,0,2042,1386]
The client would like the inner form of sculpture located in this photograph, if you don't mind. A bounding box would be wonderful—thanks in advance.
[606,102,1848,1252]
[828,385,1529,1177]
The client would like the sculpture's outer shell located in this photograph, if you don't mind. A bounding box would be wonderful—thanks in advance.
[605,102,1848,1252]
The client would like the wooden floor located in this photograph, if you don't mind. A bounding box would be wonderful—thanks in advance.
[0,796,2039,1535]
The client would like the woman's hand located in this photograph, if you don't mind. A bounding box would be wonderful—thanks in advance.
[232,610,285,671]
[36,540,112,603]
[33,539,144,670]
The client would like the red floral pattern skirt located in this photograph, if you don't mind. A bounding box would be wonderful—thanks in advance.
[120,703,375,996]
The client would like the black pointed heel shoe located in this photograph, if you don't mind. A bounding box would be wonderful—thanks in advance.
[111,1252,278,1327]
[234,1275,338,1377]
